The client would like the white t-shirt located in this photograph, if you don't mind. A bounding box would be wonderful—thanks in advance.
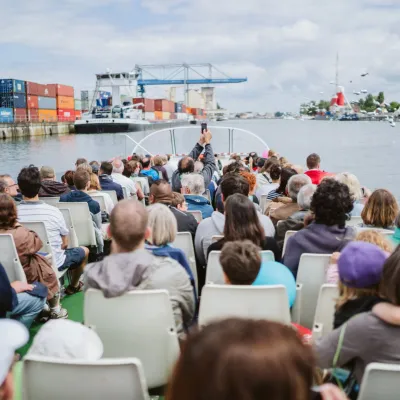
[256,183,279,199]
[18,201,69,268]
[111,173,137,198]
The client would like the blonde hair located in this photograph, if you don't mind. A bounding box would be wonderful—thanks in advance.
[147,203,177,245]
[356,230,393,253]
[335,172,362,202]
[171,192,185,207]
[153,156,164,167]
[76,163,93,174]
[89,173,101,191]
[361,189,399,229]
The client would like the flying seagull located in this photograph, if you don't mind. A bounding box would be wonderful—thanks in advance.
[361,72,369,77]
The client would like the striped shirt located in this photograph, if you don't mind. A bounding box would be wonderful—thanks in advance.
[267,189,282,200]
[18,201,69,268]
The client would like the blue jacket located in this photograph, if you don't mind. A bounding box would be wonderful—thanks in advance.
[184,195,214,219]
[0,263,17,317]
[141,168,160,182]
[99,174,124,201]
[145,244,197,302]
[60,191,100,215]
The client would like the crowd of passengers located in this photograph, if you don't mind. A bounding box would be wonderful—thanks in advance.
[2,129,400,400]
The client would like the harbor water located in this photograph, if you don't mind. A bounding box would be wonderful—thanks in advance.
[1,119,399,199]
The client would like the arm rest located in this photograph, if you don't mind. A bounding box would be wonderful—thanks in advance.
[291,283,302,324]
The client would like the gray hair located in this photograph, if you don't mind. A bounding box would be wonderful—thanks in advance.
[147,203,177,245]
[335,172,362,202]
[297,184,317,210]
[194,161,204,173]
[76,163,93,174]
[40,166,55,179]
[0,178,7,193]
[112,159,124,174]
[287,174,312,201]
[181,173,205,195]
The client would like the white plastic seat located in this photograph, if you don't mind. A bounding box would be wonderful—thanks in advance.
[312,284,338,340]
[357,363,400,400]
[211,235,224,243]
[346,216,363,227]
[84,289,180,389]
[282,230,297,256]
[172,232,198,292]
[22,356,149,400]
[122,186,128,199]
[206,250,275,285]
[57,202,97,247]
[39,197,60,207]
[187,210,202,223]
[294,253,332,329]
[199,284,291,326]
[0,234,27,283]
[101,190,118,205]
[59,208,79,248]
[260,195,271,214]
[90,194,107,213]
[19,221,65,280]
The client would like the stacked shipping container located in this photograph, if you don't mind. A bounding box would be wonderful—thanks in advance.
[51,84,75,122]
[0,79,27,123]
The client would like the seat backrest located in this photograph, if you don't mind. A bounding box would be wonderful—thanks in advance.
[260,195,271,214]
[199,284,291,326]
[101,190,118,205]
[346,216,363,227]
[84,289,180,389]
[90,195,107,213]
[282,230,297,256]
[23,356,149,400]
[296,253,332,329]
[172,232,198,292]
[206,250,275,285]
[122,186,128,199]
[357,363,400,400]
[313,284,338,337]
[187,210,202,223]
[59,208,79,248]
[134,179,143,191]
[57,202,96,247]
[39,197,60,207]
[0,234,26,283]
[211,235,224,243]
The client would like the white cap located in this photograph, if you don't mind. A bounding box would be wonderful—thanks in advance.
[0,320,29,385]
[27,320,103,360]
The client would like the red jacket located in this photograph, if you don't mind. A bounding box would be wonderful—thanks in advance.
[305,170,331,185]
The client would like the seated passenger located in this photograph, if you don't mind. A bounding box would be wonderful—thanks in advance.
[195,174,275,268]
[140,157,160,182]
[111,159,137,199]
[98,162,124,201]
[360,189,398,230]
[84,200,195,338]
[17,165,88,295]
[240,171,260,206]
[207,194,281,262]
[124,160,149,195]
[171,192,188,212]
[265,167,297,204]
[304,153,330,184]
[181,174,213,219]
[335,172,364,217]
[87,173,114,215]
[0,194,67,319]
[61,170,76,191]
[38,166,70,197]
[255,163,281,198]
[315,246,400,385]
[0,263,45,328]
[284,179,355,278]
[0,174,21,203]
[152,156,169,182]
[269,174,311,226]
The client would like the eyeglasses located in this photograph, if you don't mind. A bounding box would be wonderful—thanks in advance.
[8,184,18,188]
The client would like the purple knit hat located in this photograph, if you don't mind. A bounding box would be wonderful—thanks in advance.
[338,241,387,288]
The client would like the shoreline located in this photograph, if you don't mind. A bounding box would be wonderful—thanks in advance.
[0,122,75,140]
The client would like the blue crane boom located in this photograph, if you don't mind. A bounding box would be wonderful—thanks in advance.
[137,78,247,85]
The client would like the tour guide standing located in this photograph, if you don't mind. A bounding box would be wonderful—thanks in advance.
[171,130,217,193]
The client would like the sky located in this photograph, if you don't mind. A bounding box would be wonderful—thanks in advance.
[1,0,400,112]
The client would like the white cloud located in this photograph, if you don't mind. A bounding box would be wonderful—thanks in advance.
[1,0,400,112]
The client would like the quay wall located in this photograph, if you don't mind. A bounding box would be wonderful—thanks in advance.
[0,122,75,139]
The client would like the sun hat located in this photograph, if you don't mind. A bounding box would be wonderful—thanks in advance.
[0,320,29,385]
[338,241,387,288]
[27,319,103,360]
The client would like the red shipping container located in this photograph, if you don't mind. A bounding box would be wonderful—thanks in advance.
[37,84,56,98]
[170,113,177,120]
[48,84,74,97]
[57,109,76,122]
[26,82,39,96]
[75,110,82,119]
[181,105,186,113]
[27,109,39,122]
[133,98,155,112]
[154,99,169,112]
[26,95,39,109]
[14,108,27,122]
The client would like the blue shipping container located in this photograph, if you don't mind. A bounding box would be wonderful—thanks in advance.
[175,103,182,113]
[38,96,56,110]
[0,79,26,94]
[0,94,26,109]
[0,107,14,123]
